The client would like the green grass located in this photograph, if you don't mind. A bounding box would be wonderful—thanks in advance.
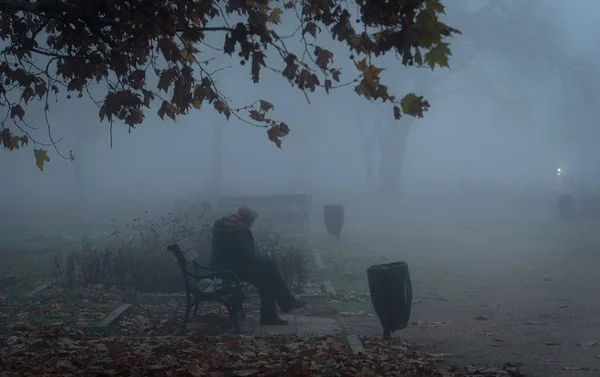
[304,236,465,315]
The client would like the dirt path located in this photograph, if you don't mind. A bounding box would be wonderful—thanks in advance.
[311,215,600,377]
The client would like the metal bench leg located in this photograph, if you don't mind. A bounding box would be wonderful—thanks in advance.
[192,301,200,317]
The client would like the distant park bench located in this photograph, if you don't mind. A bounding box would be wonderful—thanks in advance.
[168,238,246,334]
[216,193,312,233]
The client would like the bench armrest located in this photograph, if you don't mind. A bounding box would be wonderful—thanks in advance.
[191,262,243,284]
[205,271,242,285]
[186,269,242,285]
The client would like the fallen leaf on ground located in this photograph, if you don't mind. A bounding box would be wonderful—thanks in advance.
[563,367,589,371]
[576,341,598,348]
[525,321,546,325]
[475,332,499,336]
[412,320,451,328]
[0,323,525,377]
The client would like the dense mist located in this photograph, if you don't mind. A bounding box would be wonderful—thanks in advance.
[2,0,600,235]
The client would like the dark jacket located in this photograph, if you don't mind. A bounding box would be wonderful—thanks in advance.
[210,215,256,272]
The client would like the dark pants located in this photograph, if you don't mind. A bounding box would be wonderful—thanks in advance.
[236,255,295,318]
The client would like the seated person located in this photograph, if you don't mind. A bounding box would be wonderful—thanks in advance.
[210,205,306,325]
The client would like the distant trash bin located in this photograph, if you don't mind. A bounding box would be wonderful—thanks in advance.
[367,261,413,340]
[557,194,574,221]
[324,204,344,241]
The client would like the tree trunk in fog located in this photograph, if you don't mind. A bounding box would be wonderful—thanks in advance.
[357,119,381,192]
[377,117,415,196]
[74,126,84,202]
[360,74,438,196]
[294,119,310,190]
[211,114,223,196]
[73,125,87,223]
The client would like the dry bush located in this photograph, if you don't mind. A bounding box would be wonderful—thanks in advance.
[53,203,307,293]
[254,231,307,290]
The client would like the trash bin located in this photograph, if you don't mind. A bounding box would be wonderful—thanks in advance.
[324,204,344,240]
[367,261,413,339]
[557,194,574,221]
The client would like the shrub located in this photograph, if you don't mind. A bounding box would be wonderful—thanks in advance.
[254,231,307,289]
[53,204,308,293]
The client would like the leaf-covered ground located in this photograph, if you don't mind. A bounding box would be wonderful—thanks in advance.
[0,283,333,338]
[0,323,523,377]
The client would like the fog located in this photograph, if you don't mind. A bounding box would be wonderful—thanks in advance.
[4,3,600,375]
[2,0,600,235]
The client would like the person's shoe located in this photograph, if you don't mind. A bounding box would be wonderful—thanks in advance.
[281,299,307,313]
[259,316,288,326]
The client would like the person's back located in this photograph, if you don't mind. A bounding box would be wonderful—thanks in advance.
[210,214,255,274]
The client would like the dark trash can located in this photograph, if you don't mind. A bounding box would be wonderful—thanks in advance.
[324,204,344,240]
[367,261,413,340]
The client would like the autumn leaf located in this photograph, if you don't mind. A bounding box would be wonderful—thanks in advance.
[187,364,207,377]
[249,109,265,122]
[259,100,274,112]
[393,105,402,120]
[315,48,333,71]
[223,335,240,350]
[157,100,179,121]
[267,123,289,149]
[214,100,231,119]
[8,136,19,150]
[191,98,202,109]
[233,370,259,377]
[369,65,384,78]
[157,38,181,62]
[268,7,283,24]
[10,105,25,120]
[180,39,200,63]
[426,0,446,13]
[331,69,341,82]
[424,43,451,70]
[354,58,368,73]
[303,22,319,38]
[34,148,50,171]
[401,93,430,117]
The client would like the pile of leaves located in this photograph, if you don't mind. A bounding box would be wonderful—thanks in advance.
[52,204,308,293]
[0,323,523,377]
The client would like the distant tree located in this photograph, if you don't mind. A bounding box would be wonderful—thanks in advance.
[0,0,459,170]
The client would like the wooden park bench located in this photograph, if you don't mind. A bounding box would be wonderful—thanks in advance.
[216,193,312,233]
[168,238,246,334]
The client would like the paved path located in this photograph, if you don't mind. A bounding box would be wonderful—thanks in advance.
[188,314,346,337]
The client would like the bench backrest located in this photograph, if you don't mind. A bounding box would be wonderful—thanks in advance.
[168,237,200,265]
[217,194,310,217]
[216,193,311,233]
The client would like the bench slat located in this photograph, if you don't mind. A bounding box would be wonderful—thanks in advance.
[176,238,196,252]
[174,238,200,263]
